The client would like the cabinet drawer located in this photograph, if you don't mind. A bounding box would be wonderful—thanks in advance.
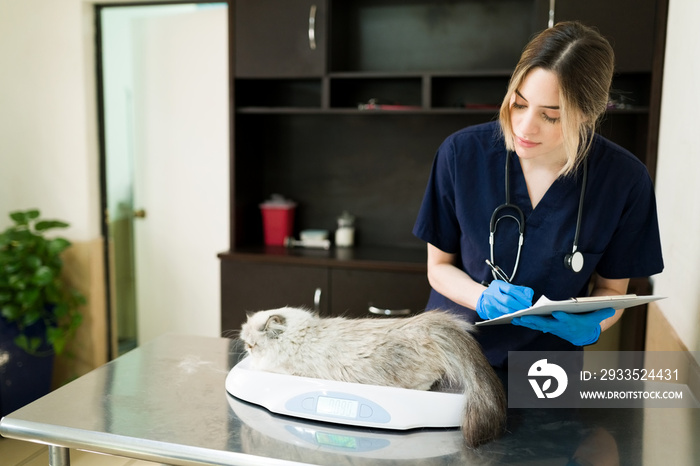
[330,269,430,318]
[235,0,327,77]
[221,261,329,332]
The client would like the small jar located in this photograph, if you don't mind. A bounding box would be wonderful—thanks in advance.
[335,211,355,247]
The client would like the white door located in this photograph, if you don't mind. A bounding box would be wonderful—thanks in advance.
[101,4,229,349]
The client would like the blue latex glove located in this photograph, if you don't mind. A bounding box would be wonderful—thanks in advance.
[511,307,616,346]
[476,280,534,320]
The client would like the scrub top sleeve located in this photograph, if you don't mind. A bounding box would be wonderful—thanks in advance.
[413,137,461,254]
[596,170,664,278]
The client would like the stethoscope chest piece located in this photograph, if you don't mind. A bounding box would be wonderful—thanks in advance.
[565,250,585,273]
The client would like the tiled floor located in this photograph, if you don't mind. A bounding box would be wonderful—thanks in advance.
[0,437,163,466]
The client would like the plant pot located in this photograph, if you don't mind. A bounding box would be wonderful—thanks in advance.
[0,318,54,417]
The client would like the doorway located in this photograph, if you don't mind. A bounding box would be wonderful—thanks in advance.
[97,3,229,356]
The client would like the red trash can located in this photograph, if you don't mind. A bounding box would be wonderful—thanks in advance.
[259,195,297,246]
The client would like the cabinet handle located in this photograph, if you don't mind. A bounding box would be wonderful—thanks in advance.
[368,306,411,317]
[314,287,322,312]
[308,4,317,50]
[548,0,556,28]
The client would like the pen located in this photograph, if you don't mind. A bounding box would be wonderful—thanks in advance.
[485,259,510,283]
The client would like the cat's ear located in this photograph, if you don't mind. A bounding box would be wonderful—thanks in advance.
[264,314,286,338]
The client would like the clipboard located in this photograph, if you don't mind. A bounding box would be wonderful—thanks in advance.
[475,294,666,326]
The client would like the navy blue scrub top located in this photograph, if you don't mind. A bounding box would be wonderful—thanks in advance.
[413,121,664,367]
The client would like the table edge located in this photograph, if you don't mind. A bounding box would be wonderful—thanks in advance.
[0,417,311,466]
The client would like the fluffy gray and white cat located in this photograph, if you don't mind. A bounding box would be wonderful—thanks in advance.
[240,307,506,448]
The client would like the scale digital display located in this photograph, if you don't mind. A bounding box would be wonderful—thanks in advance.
[316,396,359,418]
[315,432,358,449]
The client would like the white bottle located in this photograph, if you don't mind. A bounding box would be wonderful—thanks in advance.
[335,211,355,247]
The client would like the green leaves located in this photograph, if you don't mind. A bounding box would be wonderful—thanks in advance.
[17,287,40,307]
[47,237,71,256]
[14,333,44,354]
[36,220,69,231]
[0,209,85,356]
[1,303,21,320]
[32,265,54,286]
[9,209,39,225]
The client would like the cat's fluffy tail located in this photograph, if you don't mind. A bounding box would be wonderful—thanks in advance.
[426,311,507,448]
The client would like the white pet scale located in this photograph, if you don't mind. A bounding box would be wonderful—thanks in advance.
[226,394,464,459]
[225,357,466,430]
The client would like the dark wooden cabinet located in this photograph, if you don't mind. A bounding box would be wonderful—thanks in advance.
[222,0,668,349]
[221,251,430,331]
[235,0,327,78]
[221,259,329,332]
[331,269,431,319]
[553,0,658,72]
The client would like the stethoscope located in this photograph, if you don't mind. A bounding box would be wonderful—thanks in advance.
[486,152,588,283]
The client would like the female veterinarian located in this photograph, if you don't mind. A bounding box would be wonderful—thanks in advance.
[413,21,663,368]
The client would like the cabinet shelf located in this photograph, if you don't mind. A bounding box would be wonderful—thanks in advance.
[220,245,427,273]
[236,107,503,115]
[236,106,648,115]
[237,107,325,114]
[235,70,651,114]
[606,107,650,114]
[328,70,515,79]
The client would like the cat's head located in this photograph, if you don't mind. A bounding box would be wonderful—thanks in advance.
[240,307,312,356]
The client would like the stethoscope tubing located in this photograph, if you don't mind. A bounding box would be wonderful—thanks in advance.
[489,152,587,283]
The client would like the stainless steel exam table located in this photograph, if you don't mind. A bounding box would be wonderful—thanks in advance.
[1,334,698,465]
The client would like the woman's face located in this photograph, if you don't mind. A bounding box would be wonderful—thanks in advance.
[509,68,565,165]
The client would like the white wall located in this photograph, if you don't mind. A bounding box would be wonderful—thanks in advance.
[0,0,100,239]
[654,0,700,355]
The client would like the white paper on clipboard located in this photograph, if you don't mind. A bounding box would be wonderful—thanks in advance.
[475,294,666,326]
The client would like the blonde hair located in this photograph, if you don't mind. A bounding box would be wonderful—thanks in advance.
[499,21,614,176]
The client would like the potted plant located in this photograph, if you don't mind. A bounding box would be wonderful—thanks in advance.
[0,209,85,416]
